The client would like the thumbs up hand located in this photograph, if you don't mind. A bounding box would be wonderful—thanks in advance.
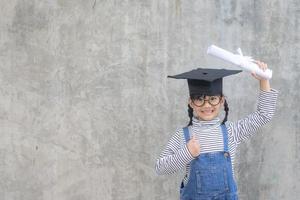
[187,135,200,158]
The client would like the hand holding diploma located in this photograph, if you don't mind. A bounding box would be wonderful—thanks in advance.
[252,60,271,92]
[207,45,273,80]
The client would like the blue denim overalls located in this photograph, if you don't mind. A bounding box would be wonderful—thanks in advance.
[180,125,238,200]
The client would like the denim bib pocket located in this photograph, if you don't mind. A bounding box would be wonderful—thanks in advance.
[196,166,229,194]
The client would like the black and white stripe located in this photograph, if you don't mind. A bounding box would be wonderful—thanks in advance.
[155,89,278,184]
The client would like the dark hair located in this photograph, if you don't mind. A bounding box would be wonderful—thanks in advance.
[222,99,229,125]
[187,104,193,126]
[187,94,229,126]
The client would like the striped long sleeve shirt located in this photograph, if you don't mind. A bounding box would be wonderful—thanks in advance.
[155,89,278,185]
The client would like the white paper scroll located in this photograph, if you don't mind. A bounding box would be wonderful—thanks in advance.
[207,45,272,80]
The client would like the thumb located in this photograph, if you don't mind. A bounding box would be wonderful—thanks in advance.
[191,134,197,141]
[251,72,261,80]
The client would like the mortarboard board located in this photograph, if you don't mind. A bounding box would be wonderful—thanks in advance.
[168,68,242,96]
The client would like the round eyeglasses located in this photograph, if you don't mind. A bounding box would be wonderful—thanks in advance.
[191,95,222,107]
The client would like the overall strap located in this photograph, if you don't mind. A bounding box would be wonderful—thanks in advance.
[181,127,190,190]
[183,127,190,143]
[221,124,229,152]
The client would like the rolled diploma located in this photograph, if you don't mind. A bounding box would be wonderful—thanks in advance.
[207,45,272,79]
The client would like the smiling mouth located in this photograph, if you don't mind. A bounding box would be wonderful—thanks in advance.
[201,110,214,114]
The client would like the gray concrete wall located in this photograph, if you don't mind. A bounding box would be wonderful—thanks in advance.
[0,0,299,199]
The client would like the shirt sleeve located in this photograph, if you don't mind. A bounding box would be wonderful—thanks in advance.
[155,129,194,175]
[227,89,279,144]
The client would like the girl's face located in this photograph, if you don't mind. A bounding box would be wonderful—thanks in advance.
[189,95,224,121]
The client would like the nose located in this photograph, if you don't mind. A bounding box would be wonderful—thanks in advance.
[202,100,211,107]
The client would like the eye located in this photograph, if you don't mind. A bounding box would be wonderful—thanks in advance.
[210,96,218,100]
[195,96,205,101]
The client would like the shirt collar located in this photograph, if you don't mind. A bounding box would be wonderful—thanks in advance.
[192,117,221,128]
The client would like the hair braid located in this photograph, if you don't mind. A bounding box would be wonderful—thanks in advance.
[222,99,229,124]
[187,104,193,126]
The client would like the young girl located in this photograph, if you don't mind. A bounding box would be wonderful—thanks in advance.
[155,61,278,200]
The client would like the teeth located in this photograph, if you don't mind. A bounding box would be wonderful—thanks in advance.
[202,110,213,114]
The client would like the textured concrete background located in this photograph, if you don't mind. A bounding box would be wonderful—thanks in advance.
[0,0,299,199]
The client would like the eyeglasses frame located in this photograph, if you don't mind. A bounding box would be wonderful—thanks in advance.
[191,95,223,107]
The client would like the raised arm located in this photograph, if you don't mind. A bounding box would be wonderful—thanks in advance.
[228,61,278,144]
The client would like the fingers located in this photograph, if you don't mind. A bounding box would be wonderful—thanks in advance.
[254,60,268,71]
[251,72,260,79]
[252,60,268,80]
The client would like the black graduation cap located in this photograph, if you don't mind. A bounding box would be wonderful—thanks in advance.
[168,68,242,96]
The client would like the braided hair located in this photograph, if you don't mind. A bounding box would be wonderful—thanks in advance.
[187,104,193,126]
[187,94,229,126]
[221,99,229,125]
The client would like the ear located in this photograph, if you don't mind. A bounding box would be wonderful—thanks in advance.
[220,96,225,106]
[188,98,193,108]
